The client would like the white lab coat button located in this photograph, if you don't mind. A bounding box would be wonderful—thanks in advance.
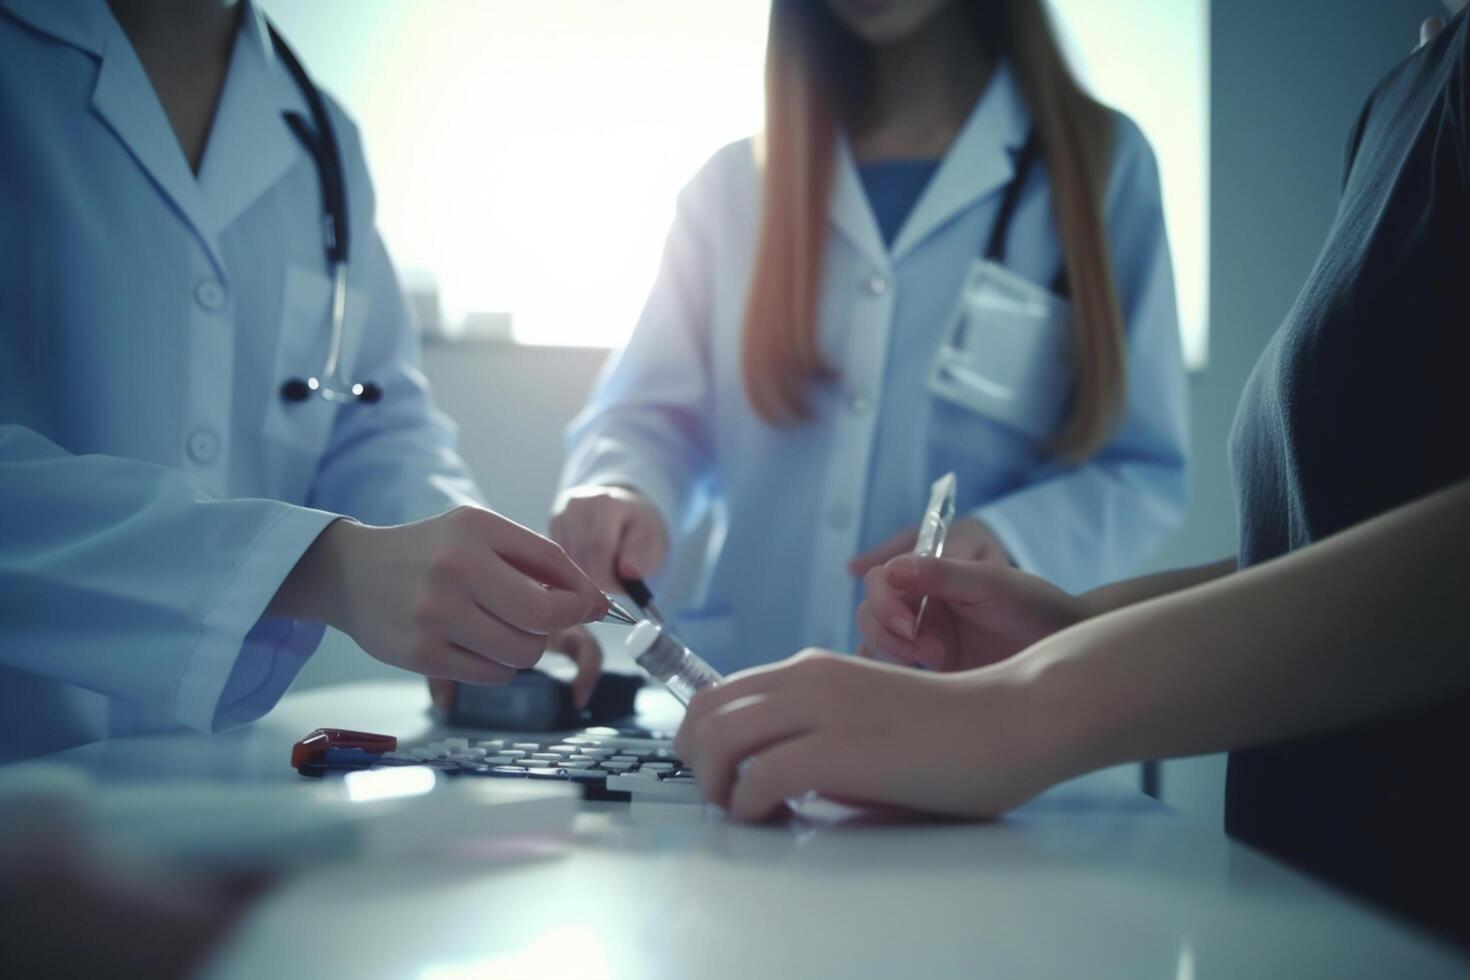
[186,429,220,464]
[826,503,852,530]
[194,279,226,311]
[845,390,872,415]
[863,274,888,297]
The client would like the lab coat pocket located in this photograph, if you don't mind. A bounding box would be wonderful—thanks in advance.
[262,266,372,497]
[927,259,1073,442]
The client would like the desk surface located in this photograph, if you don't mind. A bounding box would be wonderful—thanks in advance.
[29,680,1470,980]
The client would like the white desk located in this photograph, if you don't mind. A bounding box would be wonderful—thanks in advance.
[23,680,1470,979]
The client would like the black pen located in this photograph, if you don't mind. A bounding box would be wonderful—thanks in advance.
[619,576,666,625]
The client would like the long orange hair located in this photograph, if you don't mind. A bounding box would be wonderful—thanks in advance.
[742,0,1124,459]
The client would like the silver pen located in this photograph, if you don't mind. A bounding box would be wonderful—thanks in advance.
[912,472,957,631]
[600,594,642,626]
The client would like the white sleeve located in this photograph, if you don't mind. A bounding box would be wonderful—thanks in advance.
[0,425,338,732]
[559,167,720,536]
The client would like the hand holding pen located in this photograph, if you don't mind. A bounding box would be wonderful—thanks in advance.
[550,485,671,596]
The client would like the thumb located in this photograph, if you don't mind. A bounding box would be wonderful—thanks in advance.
[427,677,457,712]
[885,555,1009,604]
[848,526,919,576]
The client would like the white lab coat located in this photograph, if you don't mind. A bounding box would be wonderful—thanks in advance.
[562,64,1189,672]
[0,0,479,760]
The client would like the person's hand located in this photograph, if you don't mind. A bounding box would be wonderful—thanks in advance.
[847,516,1009,578]
[550,485,670,594]
[674,651,1061,822]
[428,624,605,712]
[857,555,1084,671]
[270,506,608,686]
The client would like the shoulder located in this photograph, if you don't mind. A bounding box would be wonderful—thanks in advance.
[677,136,760,213]
[1101,108,1163,206]
[317,89,368,178]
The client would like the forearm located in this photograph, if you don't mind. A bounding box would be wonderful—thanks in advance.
[1025,480,1470,774]
[1077,557,1236,618]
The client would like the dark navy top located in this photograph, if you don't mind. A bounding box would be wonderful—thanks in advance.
[1226,11,1469,945]
[858,159,941,247]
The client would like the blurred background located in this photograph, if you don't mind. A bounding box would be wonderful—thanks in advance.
[260,0,1433,826]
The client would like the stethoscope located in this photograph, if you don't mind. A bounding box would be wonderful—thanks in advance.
[268,25,381,405]
[985,128,1068,297]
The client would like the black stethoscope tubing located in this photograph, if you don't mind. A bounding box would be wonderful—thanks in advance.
[268,24,381,405]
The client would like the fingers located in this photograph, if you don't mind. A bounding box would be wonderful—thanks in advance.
[617,515,666,581]
[467,549,604,635]
[847,526,918,577]
[856,598,915,662]
[682,693,811,808]
[550,489,667,594]
[423,643,519,687]
[427,677,457,711]
[550,627,604,708]
[728,734,863,822]
[440,596,548,670]
[464,508,605,614]
[675,654,821,756]
[884,555,1008,606]
[861,564,919,644]
[561,504,625,593]
[857,641,911,667]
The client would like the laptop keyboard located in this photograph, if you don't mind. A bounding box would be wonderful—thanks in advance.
[378,729,703,804]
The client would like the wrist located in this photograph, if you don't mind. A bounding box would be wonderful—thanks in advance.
[1001,629,1122,782]
[1073,586,1116,622]
[268,518,362,630]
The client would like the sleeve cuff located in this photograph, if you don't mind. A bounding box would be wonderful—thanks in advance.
[172,505,340,733]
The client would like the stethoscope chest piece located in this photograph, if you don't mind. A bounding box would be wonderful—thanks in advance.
[280,377,382,404]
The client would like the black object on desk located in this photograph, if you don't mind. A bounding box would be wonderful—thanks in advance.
[448,668,643,732]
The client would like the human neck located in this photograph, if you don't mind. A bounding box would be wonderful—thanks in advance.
[106,0,242,174]
[850,4,994,162]
[108,0,241,57]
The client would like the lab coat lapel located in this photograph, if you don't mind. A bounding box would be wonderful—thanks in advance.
[198,6,309,237]
[0,0,106,54]
[888,62,1030,263]
[829,134,889,272]
[89,20,230,278]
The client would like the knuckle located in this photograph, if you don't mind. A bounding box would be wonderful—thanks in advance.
[449,505,483,530]
[477,662,516,686]
[793,648,831,672]
[409,594,442,629]
[522,589,555,631]
[426,549,465,585]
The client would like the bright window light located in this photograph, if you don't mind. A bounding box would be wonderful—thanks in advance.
[263,1,1208,364]
[262,0,768,347]
[1050,0,1211,368]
